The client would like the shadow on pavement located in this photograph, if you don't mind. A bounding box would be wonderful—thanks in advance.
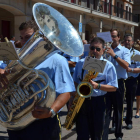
[0,131,7,134]
[61,127,76,140]
[59,111,68,116]
[0,136,8,140]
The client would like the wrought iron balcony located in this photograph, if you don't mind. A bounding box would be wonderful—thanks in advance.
[60,0,139,23]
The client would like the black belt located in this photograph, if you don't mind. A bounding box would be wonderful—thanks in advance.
[85,80,105,100]
[118,78,124,81]
[127,76,135,80]
[85,96,94,100]
[85,95,105,100]
[131,62,136,64]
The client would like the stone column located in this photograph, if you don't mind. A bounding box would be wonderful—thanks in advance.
[131,26,134,39]
[100,20,103,32]
[82,24,86,40]
[14,16,32,40]
[90,0,94,10]
[76,0,78,4]
[79,14,85,39]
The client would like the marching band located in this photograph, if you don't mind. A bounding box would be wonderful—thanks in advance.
[0,3,140,140]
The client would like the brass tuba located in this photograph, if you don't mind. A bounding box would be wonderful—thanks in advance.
[64,70,98,130]
[0,3,83,130]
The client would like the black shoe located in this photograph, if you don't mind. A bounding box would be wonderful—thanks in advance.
[126,124,133,130]
[110,126,116,133]
[116,137,122,140]
[135,115,139,118]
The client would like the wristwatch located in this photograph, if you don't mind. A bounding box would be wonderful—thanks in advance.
[131,68,134,73]
[50,108,56,118]
[113,55,118,59]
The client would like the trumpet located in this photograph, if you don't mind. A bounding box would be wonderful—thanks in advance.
[103,42,112,59]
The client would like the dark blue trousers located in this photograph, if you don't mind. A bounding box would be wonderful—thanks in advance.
[102,79,124,140]
[76,95,106,140]
[125,77,137,125]
[7,114,61,140]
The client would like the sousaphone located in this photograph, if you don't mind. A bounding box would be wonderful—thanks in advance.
[0,3,83,130]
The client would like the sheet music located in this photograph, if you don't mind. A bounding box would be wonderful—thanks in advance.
[96,31,112,43]
[0,42,19,60]
[84,44,90,52]
[83,56,106,73]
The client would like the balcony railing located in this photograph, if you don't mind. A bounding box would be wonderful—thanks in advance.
[61,0,139,23]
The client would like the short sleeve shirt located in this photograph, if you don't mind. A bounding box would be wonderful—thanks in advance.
[73,56,118,97]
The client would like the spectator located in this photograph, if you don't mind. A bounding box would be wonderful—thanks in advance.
[0,34,4,42]
[89,33,96,44]
[10,35,16,47]
[82,40,87,44]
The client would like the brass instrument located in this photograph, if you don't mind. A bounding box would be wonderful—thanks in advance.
[103,42,112,59]
[64,70,98,130]
[0,3,83,130]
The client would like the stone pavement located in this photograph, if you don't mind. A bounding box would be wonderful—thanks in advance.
[61,100,140,140]
[0,101,140,140]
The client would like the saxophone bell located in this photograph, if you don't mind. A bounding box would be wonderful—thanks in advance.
[77,81,93,98]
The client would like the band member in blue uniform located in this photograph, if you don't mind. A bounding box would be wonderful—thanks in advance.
[61,53,79,76]
[102,29,130,140]
[0,20,75,140]
[71,37,118,140]
[124,34,140,129]
[0,61,7,69]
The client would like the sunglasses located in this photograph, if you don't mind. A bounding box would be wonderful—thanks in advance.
[111,35,117,38]
[90,46,101,52]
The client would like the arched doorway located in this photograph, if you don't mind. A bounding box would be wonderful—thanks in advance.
[85,22,99,42]
[0,8,14,40]
[0,3,29,40]
[85,24,92,42]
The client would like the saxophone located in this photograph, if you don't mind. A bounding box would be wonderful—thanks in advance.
[64,70,99,130]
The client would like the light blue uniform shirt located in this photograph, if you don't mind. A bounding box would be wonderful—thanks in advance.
[73,56,118,97]
[128,48,140,78]
[108,44,131,79]
[35,53,75,96]
[0,61,7,69]
[62,53,79,74]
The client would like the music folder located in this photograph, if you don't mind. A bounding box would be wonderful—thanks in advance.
[83,56,106,73]
[0,42,19,61]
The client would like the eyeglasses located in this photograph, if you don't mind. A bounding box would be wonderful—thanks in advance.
[111,35,117,38]
[90,46,101,52]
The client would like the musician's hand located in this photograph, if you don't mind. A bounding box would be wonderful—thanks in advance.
[106,47,116,57]
[0,68,5,74]
[0,68,9,90]
[32,106,52,119]
[90,80,98,89]
[126,67,133,73]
